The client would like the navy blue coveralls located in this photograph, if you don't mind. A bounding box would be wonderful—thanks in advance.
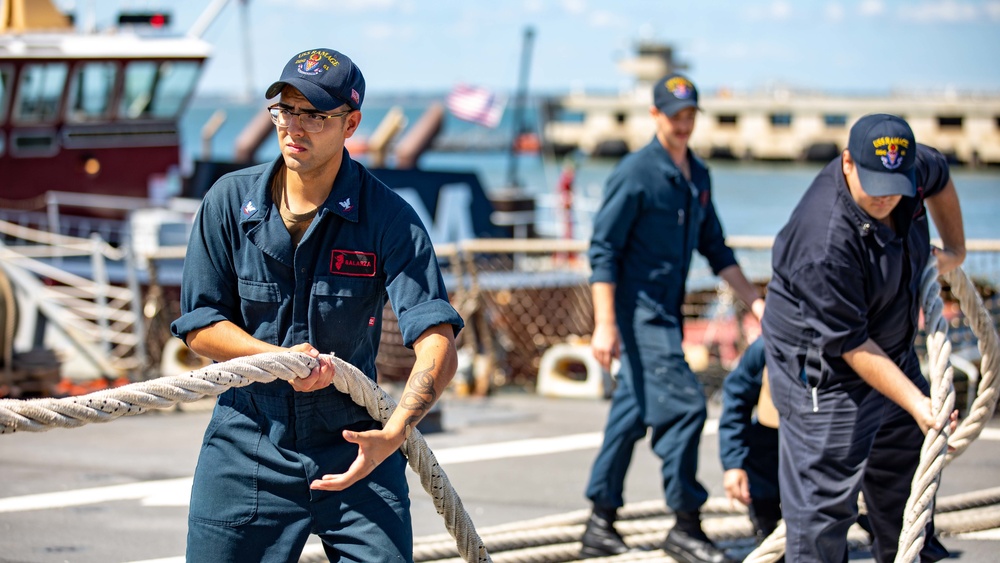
[171,152,463,563]
[761,145,950,563]
[586,137,738,514]
[718,338,780,521]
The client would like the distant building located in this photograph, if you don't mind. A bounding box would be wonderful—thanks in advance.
[541,41,1000,165]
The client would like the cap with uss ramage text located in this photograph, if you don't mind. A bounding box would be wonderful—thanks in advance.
[265,49,365,112]
[847,113,917,197]
[652,73,699,117]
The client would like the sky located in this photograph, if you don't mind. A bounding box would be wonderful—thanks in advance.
[58,0,1000,99]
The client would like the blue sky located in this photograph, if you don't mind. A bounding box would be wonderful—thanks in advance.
[61,0,1000,98]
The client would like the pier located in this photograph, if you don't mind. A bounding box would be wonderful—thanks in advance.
[542,43,1000,163]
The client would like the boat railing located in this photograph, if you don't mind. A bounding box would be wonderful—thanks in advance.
[425,236,1000,396]
[0,208,127,247]
[0,219,146,381]
[1,201,997,396]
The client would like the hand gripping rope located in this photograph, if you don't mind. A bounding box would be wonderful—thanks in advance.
[0,352,491,563]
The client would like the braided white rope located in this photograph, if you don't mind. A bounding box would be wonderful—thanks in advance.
[0,353,314,432]
[323,353,491,563]
[0,351,491,563]
[745,263,1000,563]
[940,266,1000,459]
[896,264,957,562]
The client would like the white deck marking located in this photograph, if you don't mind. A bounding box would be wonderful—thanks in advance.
[8,419,1000,517]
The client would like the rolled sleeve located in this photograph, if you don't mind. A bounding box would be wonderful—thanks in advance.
[397,299,464,347]
[792,261,869,357]
[171,306,229,342]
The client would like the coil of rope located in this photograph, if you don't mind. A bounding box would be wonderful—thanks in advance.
[0,352,491,563]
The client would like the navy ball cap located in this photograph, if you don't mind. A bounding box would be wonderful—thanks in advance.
[265,49,365,111]
[847,113,917,197]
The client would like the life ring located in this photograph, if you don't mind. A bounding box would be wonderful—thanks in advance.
[536,343,616,399]
[159,337,212,378]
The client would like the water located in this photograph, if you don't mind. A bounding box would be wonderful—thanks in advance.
[180,96,1000,241]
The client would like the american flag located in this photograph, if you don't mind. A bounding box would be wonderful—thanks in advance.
[446,84,507,128]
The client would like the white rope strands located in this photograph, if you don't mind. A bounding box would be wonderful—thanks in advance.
[0,352,315,432]
[323,353,492,563]
[409,488,1000,563]
[896,264,958,562]
[940,266,1000,459]
[0,351,491,563]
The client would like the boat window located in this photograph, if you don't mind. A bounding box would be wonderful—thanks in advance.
[938,116,963,130]
[824,114,847,128]
[120,60,200,120]
[770,113,792,128]
[717,114,738,126]
[14,63,69,123]
[67,62,118,122]
[0,65,11,124]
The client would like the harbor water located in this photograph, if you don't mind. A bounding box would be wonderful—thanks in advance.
[182,95,1000,242]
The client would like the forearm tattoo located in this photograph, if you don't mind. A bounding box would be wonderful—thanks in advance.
[400,360,438,428]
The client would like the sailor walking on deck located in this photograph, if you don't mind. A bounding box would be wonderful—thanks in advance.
[581,72,764,563]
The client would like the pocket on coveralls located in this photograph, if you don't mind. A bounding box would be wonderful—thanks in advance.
[237,278,281,345]
[189,393,261,526]
[311,276,381,347]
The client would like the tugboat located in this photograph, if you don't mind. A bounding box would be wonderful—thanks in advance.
[0,0,221,396]
[0,0,210,227]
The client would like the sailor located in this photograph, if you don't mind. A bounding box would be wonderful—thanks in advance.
[581,72,763,563]
[761,114,964,562]
[719,338,878,550]
[171,48,463,562]
[717,338,781,544]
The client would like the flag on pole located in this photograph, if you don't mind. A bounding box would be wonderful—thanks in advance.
[446,84,507,128]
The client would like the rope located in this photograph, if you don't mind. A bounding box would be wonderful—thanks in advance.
[940,266,1000,459]
[0,351,491,563]
[409,486,1000,563]
[743,263,1000,563]
[896,265,956,562]
[325,353,492,563]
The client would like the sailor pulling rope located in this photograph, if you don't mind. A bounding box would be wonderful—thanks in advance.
[0,352,491,563]
[744,263,1000,563]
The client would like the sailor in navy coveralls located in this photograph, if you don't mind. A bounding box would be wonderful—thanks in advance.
[717,338,781,543]
[762,114,964,563]
[581,73,764,563]
[171,49,463,563]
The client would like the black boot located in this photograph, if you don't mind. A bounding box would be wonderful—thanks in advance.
[580,506,631,558]
[662,511,738,563]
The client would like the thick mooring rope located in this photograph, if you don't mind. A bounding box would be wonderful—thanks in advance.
[743,264,1000,563]
[0,351,491,563]
[896,265,957,562]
